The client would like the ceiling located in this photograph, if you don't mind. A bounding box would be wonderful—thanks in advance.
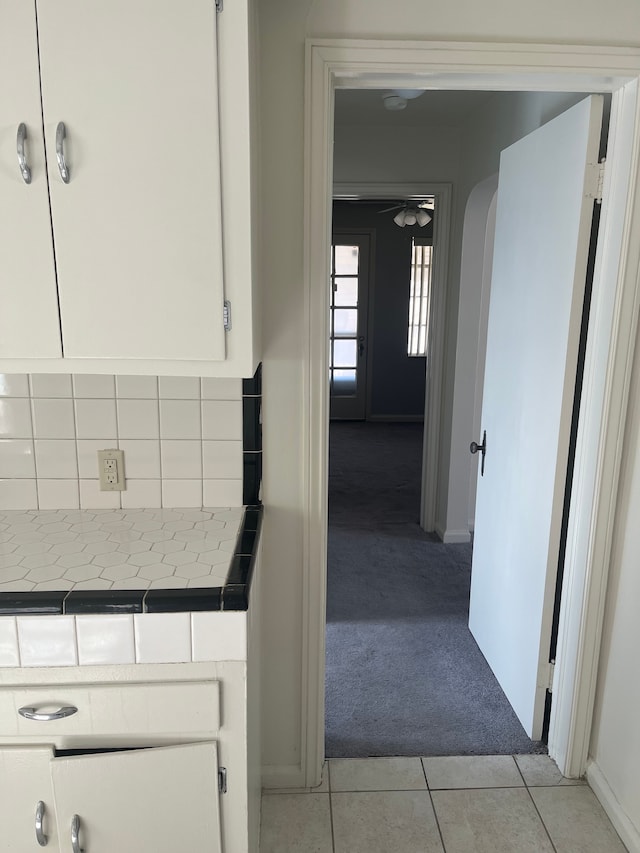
[334,89,496,128]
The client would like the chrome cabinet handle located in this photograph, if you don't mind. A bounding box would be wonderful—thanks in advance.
[18,705,78,722]
[71,815,84,853]
[35,800,48,846]
[17,123,32,183]
[55,122,70,183]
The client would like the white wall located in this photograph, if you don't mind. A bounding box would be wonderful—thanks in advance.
[258,3,640,824]
[588,317,640,848]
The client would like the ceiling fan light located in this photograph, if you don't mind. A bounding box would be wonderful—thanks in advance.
[416,209,432,227]
[393,211,407,227]
[404,211,417,226]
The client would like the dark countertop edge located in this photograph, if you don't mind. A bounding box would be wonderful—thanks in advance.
[0,505,263,616]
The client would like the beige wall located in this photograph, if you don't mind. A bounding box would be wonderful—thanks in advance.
[258,3,640,839]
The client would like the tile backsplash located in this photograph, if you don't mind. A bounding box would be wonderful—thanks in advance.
[0,374,252,510]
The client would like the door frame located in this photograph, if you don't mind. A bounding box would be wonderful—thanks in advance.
[302,38,640,785]
[333,182,452,530]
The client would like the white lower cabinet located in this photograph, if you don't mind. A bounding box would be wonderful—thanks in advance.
[2,742,223,853]
[0,662,258,853]
[51,742,222,853]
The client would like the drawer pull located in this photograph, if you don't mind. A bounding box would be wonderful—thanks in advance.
[71,814,84,853]
[17,123,32,184]
[35,800,48,846]
[55,122,70,183]
[18,705,78,722]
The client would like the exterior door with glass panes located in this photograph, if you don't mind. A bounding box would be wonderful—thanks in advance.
[330,233,370,419]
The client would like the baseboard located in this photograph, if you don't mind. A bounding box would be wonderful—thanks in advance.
[587,760,640,853]
[366,414,425,423]
[261,764,305,790]
[441,528,472,544]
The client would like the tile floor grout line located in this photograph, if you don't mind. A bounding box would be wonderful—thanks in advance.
[524,784,560,853]
[421,758,448,853]
[327,762,337,853]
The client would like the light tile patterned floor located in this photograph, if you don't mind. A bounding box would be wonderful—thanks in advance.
[260,756,627,853]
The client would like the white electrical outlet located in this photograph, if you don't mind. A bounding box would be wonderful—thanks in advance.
[98,449,125,491]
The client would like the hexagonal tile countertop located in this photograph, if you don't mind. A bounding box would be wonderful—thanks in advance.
[0,508,244,593]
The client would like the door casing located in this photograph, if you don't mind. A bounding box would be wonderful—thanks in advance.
[302,39,640,786]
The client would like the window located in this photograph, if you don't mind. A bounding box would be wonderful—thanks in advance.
[407,237,433,357]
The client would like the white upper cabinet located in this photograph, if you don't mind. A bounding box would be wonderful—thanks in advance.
[0,0,259,376]
[0,1,61,359]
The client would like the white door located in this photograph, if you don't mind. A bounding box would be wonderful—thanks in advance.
[51,742,222,852]
[36,0,225,361]
[468,96,604,739]
[330,233,370,419]
[0,2,61,358]
[0,746,60,851]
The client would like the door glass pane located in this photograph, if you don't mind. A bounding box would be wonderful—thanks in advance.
[333,309,357,337]
[333,278,358,307]
[334,339,357,368]
[334,245,359,275]
[332,369,356,396]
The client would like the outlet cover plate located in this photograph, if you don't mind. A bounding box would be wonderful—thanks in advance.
[97,448,125,491]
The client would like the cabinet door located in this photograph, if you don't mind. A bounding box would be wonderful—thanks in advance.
[51,742,222,853]
[0,2,61,358]
[0,746,60,852]
[36,0,226,362]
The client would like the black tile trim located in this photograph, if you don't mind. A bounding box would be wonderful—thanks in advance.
[0,506,263,616]
[0,590,68,615]
[242,362,262,396]
[65,590,145,615]
[242,397,262,452]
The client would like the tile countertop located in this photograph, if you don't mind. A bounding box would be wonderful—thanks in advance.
[0,506,262,615]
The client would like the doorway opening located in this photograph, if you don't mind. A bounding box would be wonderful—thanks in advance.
[303,40,640,789]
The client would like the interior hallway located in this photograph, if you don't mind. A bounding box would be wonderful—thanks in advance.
[260,754,627,852]
[326,422,543,756]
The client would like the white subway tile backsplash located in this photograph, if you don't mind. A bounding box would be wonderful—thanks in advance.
[0,398,33,438]
[203,440,242,479]
[30,374,72,398]
[203,479,243,507]
[31,399,75,439]
[201,378,242,400]
[37,480,79,510]
[202,400,243,440]
[17,615,78,666]
[117,439,160,478]
[0,617,20,666]
[0,374,248,510]
[121,479,162,509]
[76,614,135,665]
[0,375,29,397]
[134,613,191,663]
[35,440,78,478]
[73,374,115,398]
[117,399,160,439]
[79,479,121,509]
[161,440,202,479]
[162,479,203,508]
[74,399,118,439]
[115,375,158,399]
[159,376,201,399]
[0,440,35,478]
[160,400,201,440]
[0,479,38,510]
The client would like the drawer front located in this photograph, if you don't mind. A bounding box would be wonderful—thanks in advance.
[0,681,219,740]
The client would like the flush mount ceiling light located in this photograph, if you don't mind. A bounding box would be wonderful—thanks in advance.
[381,89,424,111]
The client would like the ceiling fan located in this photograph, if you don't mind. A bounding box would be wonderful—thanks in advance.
[377,199,435,227]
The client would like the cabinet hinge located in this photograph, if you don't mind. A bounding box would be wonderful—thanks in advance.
[219,767,228,794]
[585,158,606,203]
[215,0,223,11]
[223,300,232,332]
[547,661,556,693]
